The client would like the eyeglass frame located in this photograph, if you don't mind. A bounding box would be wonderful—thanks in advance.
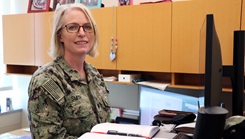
[62,22,94,33]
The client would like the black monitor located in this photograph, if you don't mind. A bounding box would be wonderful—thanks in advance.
[193,14,228,139]
[202,14,245,115]
[202,14,223,108]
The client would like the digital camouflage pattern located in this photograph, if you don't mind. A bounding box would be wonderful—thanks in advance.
[28,57,111,139]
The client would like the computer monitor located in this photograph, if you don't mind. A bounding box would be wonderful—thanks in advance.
[202,14,223,108]
[193,14,228,139]
[202,14,245,115]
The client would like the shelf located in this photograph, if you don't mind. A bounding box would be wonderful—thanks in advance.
[5,65,243,93]
[169,73,245,93]
[168,84,204,90]
[6,65,38,75]
[106,81,134,85]
[100,69,171,83]
[168,85,234,93]
[171,73,205,87]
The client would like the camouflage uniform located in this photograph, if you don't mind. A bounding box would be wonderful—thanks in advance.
[28,56,111,139]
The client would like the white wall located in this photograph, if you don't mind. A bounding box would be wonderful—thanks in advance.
[0,75,31,128]
[0,0,4,73]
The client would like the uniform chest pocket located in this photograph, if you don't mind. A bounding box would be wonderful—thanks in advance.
[64,94,94,118]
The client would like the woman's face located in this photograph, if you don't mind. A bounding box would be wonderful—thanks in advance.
[60,9,94,58]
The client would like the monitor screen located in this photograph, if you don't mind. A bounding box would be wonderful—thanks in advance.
[139,86,201,125]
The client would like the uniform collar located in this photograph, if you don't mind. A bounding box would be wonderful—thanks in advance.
[54,57,96,83]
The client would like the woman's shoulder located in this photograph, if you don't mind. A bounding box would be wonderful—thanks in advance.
[31,60,64,82]
[33,61,57,77]
[30,60,64,88]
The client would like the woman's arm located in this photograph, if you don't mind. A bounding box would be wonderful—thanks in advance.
[28,77,77,139]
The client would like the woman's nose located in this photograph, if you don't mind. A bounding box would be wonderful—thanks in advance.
[77,26,86,36]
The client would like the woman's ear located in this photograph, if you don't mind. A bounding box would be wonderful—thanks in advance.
[58,33,63,42]
[60,36,63,42]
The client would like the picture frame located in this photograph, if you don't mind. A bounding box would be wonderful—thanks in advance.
[78,0,102,9]
[27,0,51,13]
[118,0,133,6]
[52,0,76,11]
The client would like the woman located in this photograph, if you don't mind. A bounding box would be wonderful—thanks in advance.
[28,3,111,139]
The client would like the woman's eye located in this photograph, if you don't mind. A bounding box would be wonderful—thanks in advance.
[84,25,92,30]
[69,25,78,30]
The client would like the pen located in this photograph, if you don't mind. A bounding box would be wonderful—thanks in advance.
[107,130,150,138]
[107,130,127,136]
[128,133,142,137]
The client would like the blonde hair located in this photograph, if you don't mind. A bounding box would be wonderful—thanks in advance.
[49,3,99,58]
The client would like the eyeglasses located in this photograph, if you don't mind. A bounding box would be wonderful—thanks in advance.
[63,23,93,33]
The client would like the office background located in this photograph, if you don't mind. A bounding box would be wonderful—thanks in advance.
[0,0,245,130]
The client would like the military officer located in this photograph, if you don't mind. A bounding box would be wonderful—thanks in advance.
[28,3,111,139]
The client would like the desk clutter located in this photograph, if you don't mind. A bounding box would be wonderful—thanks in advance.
[153,109,196,125]
[152,107,245,139]
[118,74,141,82]
[152,109,196,137]
[223,116,245,139]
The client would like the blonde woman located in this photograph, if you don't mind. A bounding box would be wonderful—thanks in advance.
[28,3,111,139]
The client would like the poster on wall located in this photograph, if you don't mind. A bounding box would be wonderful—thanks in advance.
[27,0,51,13]
[118,0,133,6]
[78,0,102,8]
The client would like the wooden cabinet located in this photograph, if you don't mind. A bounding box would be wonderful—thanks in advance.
[2,2,244,90]
[3,13,35,66]
[34,12,54,66]
[88,4,172,73]
[116,3,171,72]
[3,12,53,68]
[242,0,245,30]
[86,7,117,70]
[171,0,242,74]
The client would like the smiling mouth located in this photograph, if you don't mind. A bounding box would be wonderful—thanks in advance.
[75,41,88,44]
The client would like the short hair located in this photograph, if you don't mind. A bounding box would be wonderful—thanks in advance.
[49,3,99,59]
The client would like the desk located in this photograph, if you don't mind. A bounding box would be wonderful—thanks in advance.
[0,127,177,139]
[8,128,31,136]
[0,128,31,138]
[0,109,22,134]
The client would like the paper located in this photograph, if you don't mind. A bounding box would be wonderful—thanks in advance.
[103,76,117,81]
[162,124,176,132]
[22,128,31,132]
[79,123,160,139]
[136,81,169,90]
[123,109,140,116]
[110,107,122,120]
[80,132,145,139]
[175,122,196,129]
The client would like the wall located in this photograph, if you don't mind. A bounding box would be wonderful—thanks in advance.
[0,0,174,15]
[0,0,4,73]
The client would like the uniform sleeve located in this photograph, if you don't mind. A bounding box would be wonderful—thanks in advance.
[28,76,77,139]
